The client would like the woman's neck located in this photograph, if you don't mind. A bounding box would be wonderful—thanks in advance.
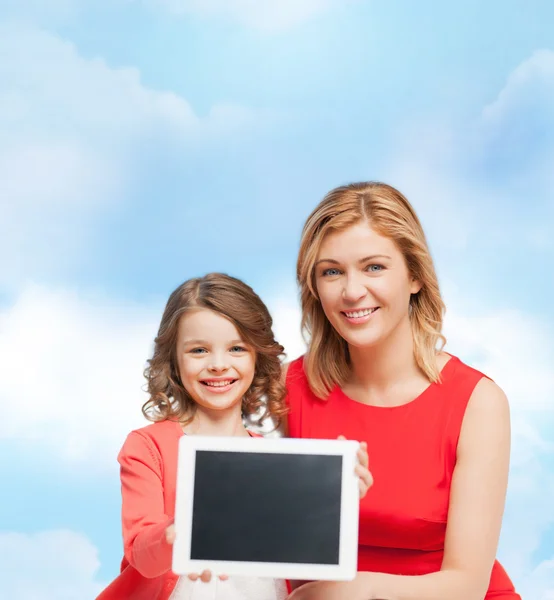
[347,316,422,393]
[182,405,250,437]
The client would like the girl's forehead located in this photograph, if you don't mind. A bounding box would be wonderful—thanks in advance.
[178,308,241,340]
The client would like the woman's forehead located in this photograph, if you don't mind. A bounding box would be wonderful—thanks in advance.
[317,222,398,259]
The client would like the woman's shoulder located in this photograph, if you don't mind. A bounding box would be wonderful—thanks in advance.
[439,353,508,421]
[442,353,490,388]
[281,354,307,386]
[281,354,305,379]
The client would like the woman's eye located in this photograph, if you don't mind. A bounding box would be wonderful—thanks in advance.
[366,264,383,273]
[322,268,341,277]
[190,348,207,354]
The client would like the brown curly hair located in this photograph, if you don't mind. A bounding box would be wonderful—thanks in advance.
[142,273,288,427]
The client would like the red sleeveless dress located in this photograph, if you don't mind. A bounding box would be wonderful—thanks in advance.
[286,355,521,599]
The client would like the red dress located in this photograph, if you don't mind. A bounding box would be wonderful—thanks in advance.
[96,420,290,600]
[286,355,521,599]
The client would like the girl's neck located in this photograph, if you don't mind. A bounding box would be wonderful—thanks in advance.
[181,405,250,437]
[347,316,421,392]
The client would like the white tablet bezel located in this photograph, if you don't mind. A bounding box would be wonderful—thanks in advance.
[172,435,360,581]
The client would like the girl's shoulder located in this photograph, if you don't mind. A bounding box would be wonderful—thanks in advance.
[119,419,181,459]
[129,418,181,443]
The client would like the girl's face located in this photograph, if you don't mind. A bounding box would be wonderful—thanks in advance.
[176,308,256,415]
[315,221,421,350]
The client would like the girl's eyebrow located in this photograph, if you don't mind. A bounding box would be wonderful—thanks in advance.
[182,338,247,346]
[315,254,392,266]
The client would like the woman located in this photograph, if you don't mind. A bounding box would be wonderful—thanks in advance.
[285,182,521,599]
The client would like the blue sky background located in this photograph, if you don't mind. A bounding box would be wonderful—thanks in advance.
[0,1,553,598]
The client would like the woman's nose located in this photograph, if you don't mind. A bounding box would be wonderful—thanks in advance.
[342,274,368,303]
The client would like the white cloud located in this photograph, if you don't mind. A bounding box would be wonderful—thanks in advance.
[383,49,554,255]
[478,49,554,194]
[265,288,306,364]
[443,307,554,410]
[0,22,265,289]
[0,282,308,461]
[520,558,554,600]
[0,1,81,27]
[382,130,474,251]
[0,284,158,467]
[482,49,554,129]
[147,0,358,32]
[0,529,106,599]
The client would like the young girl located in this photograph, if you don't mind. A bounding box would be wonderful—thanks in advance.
[97,272,371,600]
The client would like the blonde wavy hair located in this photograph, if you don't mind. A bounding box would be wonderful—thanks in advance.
[297,181,446,398]
[143,273,287,426]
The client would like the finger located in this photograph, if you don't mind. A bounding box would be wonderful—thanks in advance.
[200,570,212,583]
[337,435,346,440]
[355,463,374,485]
[356,442,369,467]
[218,574,229,581]
[165,525,176,545]
[187,573,199,581]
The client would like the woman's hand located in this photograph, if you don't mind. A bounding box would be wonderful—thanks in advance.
[338,436,373,499]
[165,524,228,582]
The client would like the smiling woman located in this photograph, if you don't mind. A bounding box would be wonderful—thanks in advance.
[285,181,521,600]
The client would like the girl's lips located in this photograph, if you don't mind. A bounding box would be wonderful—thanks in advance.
[199,379,238,393]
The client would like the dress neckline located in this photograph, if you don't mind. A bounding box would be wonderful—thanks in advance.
[173,421,256,437]
[331,354,458,411]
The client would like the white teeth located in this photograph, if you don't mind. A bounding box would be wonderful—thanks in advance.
[204,380,233,387]
[344,308,376,318]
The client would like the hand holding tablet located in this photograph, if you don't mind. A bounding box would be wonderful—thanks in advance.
[172,436,363,582]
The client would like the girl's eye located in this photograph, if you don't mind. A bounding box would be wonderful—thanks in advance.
[322,268,341,277]
[230,346,247,353]
[190,348,207,354]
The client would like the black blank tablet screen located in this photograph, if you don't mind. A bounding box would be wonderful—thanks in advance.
[191,451,342,564]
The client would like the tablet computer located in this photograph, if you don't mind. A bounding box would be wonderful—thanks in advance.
[172,435,360,581]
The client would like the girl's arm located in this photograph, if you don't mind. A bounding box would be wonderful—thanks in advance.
[289,377,512,600]
[118,430,174,578]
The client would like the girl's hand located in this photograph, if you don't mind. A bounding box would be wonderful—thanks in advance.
[338,436,373,499]
[165,525,228,582]
[165,524,176,544]
[187,570,229,582]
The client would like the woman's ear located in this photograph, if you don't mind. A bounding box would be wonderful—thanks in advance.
[410,278,423,295]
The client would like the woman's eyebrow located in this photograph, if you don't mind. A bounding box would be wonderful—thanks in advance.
[315,254,391,266]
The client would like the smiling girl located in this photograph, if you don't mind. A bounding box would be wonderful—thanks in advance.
[97,272,371,600]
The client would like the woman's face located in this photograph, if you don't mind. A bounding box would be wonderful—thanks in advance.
[314,221,421,350]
